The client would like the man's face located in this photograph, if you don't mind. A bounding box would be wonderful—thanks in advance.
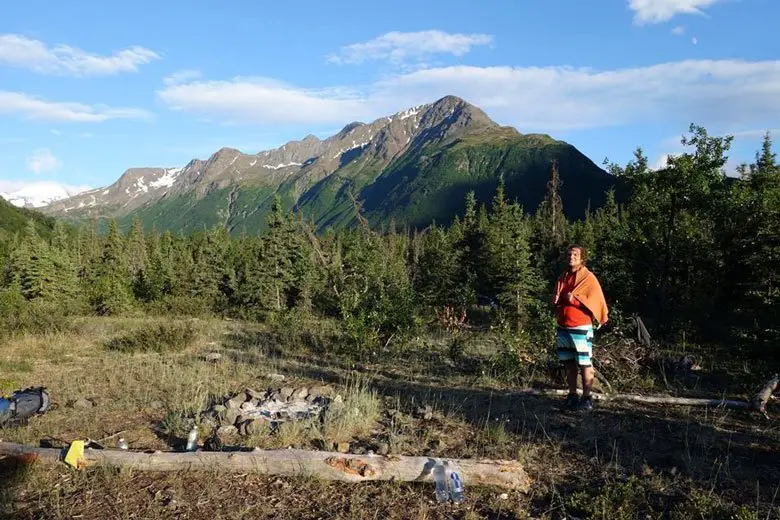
[567,248,582,269]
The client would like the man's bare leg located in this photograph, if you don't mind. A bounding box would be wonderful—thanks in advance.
[581,366,595,398]
[564,360,578,395]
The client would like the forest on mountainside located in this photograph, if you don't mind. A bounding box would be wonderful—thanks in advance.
[1,125,777,357]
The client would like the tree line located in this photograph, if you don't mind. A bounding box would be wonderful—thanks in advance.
[1,125,777,353]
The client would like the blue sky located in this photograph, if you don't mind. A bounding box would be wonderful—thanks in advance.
[1,0,779,195]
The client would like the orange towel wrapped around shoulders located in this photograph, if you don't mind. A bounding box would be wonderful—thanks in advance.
[554,266,609,326]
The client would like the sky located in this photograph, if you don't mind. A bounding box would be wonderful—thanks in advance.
[1,0,779,195]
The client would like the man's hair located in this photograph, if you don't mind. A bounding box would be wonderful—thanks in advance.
[567,244,587,263]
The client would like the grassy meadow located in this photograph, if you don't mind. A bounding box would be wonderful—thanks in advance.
[1,315,779,520]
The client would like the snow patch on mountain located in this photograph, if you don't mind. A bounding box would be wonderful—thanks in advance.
[0,181,93,208]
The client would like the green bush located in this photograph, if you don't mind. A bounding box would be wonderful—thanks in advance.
[0,289,75,337]
[105,322,197,354]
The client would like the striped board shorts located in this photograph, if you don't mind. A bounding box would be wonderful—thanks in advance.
[556,325,594,367]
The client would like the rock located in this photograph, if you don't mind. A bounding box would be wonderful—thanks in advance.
[217,425,238,437]
[291,387,309,400]
[226,395,245,409]
[308,385,334,399]
[267,373,285,382]
[71,398,94,410]
[245,388,265,400]
[376,442,390,456]
[150,400,164,410]
[200,415,218,430]
[204,352,221,363]
[280,387,294,400]
[333,395,344,405]
[240,401,256,412]
[415,406,433,420]
[245,419,266,436]
[351,445,367,455]
[224,408,241,426]
[336,442,350,453]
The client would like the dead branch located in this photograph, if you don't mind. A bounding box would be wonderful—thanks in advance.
[0,442,532,492]
[508,388,753,410]
[751,374,779,413]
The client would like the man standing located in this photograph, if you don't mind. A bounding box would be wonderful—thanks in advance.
[553,245,608,410]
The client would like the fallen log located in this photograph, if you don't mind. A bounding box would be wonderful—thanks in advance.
[508,388,753,410]
[0,441,532,492]
[751,374,779,413]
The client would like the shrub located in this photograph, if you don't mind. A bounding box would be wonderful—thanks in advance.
[105,322,197,354]
[0,290,75,337]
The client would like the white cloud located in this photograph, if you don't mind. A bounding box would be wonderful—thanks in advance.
[692,37,699,44]
[26,148,61,174]
[157,77,371,125]
[327,30,494,65]
[672,25,686,35]
[729,128,780,139]
[0,91,153,122]
[628,0,722,24]
[50,129,61,136]
[0,33,159,76]
[157,59,780,133]
[164,69,202,85]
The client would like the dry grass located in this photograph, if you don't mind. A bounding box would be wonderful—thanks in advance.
[1,315,780,519]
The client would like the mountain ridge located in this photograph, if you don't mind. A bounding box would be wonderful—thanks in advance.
[41,95,620,234]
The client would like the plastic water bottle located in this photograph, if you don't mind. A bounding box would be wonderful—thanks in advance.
[117,437,129,450]
[185,425,198,451]
[447,464,465,503]
[432,460,449,503]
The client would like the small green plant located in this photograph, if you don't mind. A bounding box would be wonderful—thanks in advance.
[105,322,197,354]
[321,374,381,443]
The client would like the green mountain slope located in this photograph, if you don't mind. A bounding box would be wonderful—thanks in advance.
[45,96,621,235]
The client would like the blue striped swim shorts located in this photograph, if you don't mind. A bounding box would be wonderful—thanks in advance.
[556,325,594,367]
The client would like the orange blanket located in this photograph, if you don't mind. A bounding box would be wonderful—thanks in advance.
[554,266,609,326]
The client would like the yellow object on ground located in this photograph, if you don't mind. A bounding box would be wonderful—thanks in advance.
[64,440,87,469]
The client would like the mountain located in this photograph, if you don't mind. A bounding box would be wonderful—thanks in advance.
[1,182,92,209]
[42,95,620,234]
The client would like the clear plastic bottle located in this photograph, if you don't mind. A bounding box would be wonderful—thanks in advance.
[447,464,465,503]
[185,425,198,451]
[117,437,129,450]
[432,460,449,503]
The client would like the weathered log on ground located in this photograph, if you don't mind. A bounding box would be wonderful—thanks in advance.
[509,388,753,410]
[751,374,779,413]
[0,442,532,491]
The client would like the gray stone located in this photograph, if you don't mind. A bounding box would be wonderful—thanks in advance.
[240,401,256,412]
[226,395,245,409]
[217,425,238,437]
[245,388,264,400]
[150,400,164,410]
[267,373,285,382]
[71,398,94,410]
[245,419,267,436]
[280,387,294,399]
[204,352,221,363]
[376,442,390,456]
[224,408,241,426]
[351,445,367,455]
[308,385,334,398]
[291,387,309,400]
[200,415,218,430]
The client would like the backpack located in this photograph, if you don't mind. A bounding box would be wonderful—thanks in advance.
[0,386,51,426]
